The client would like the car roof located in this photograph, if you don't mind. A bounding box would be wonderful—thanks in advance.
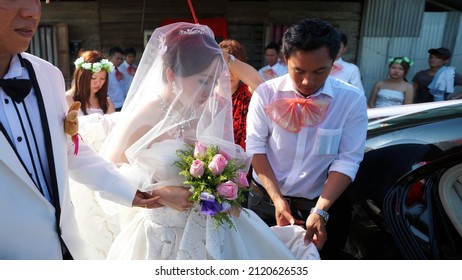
[368,101,462,129]
[368,100,462,124]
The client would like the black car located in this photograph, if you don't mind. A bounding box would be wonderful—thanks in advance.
[345,102,462,259]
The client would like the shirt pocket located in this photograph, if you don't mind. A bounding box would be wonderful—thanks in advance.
[314,128,342,156]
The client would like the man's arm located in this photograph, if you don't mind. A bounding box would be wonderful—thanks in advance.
[251,154,303,226]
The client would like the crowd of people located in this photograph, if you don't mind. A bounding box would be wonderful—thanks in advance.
[1,1,461,261]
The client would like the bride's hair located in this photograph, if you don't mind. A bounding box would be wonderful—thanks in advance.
[162,26,222,82]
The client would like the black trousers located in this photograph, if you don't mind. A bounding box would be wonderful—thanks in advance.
[247,180,353,260]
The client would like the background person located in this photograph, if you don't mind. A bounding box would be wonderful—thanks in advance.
[368,56,414,108]
[412,47,462,102]
[219,39,263,150]
[107,46,127,111]
[66,50,116,115]
[258,41,288,81]
[119,47,137,96]
[329,31,364,94]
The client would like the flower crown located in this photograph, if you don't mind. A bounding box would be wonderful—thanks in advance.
[74,57,115,73]
[388,56,414,67]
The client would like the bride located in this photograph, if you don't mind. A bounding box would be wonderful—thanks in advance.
[95,22,319,260]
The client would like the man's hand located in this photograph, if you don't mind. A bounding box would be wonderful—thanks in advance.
[273,196,304,226]
[132,190,162,208]
[304,213,327,250]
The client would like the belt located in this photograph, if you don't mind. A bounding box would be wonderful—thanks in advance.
[249,179,317,211]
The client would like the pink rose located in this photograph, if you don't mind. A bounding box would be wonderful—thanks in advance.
[208,154,228,175]
[218,149,231,160]
[194,142,208,158]
[216,181,238,200]
[237,172,249,187]
[190,159,205,177]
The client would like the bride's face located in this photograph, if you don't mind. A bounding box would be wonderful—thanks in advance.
[175,64,218,107]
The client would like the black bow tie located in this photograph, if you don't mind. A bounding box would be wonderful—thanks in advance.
[0,78,32,103]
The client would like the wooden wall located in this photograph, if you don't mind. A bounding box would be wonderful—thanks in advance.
[41,0,363,82]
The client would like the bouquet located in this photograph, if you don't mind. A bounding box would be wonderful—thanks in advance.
[174,141,249,229]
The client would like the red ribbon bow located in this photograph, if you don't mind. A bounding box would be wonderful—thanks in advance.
[264,98,330,132]
[127,66,136,76]
[115,68,124,81]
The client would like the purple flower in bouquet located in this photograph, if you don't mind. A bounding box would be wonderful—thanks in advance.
[190,159,204,177]
[216,181,238,200]
[208,154,228,175]
[199,192,222,216]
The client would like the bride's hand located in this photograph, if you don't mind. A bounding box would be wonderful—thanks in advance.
[132,190,163,208]
[153,186,194,211]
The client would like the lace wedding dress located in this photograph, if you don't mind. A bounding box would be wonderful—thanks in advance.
[106,139,320,260]
[69,112,121,259]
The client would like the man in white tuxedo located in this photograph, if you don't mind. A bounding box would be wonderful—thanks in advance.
[0,0,159,260]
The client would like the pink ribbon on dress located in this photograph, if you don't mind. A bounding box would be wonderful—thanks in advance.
[264,98,330,132]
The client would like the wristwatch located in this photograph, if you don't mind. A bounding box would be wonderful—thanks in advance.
[310,207,329,224]
[227,54,235,65]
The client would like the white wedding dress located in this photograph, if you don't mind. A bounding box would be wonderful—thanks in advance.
[375,89,404,107]
[105,139,320,260]
[69,111,122,259]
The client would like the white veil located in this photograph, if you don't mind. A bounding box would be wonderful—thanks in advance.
[100,22,249,192]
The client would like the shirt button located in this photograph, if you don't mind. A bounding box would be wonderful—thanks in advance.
[17,136,22,142]
[4,99,9,104]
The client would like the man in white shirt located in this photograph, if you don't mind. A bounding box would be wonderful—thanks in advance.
[258,42,288,81]
[329,32,365,94]
[246,18,368,259]
[107,46,127,111]
[118,47,138,97]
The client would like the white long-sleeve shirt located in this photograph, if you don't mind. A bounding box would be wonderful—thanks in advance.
[246,75,368,199]
[330,57,364,94]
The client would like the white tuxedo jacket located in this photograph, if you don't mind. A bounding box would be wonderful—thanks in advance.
[0,53,136,260]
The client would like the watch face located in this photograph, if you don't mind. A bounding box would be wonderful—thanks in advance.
[311,208,329,223]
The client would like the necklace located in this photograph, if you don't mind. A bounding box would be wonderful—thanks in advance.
[158,98,196,139]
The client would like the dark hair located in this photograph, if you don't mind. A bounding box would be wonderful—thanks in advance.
[162,24,223,82]
[219,39,247,62]
[124,47,136,56]
[339,31,348,46]
[282,18,340,61]
[265,42,280,54]
[109,46,124,57]
[71,50,109,115]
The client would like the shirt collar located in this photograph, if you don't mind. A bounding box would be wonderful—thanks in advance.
[4,55,24,79]
[277,74,335,99]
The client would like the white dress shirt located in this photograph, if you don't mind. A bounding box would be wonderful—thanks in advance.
[0,55,51,201]
[330,57,365,94]
[246,75,368,199]
[107,69,127,109]
[118,60,137,96]
[258,63,288,81]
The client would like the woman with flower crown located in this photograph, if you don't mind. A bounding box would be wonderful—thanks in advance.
[66,50,116,115]
[90,22,320,260]
[66,50,125,259]
[368,56,415,108]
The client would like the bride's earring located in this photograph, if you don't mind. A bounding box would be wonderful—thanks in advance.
[172,81,178,95]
